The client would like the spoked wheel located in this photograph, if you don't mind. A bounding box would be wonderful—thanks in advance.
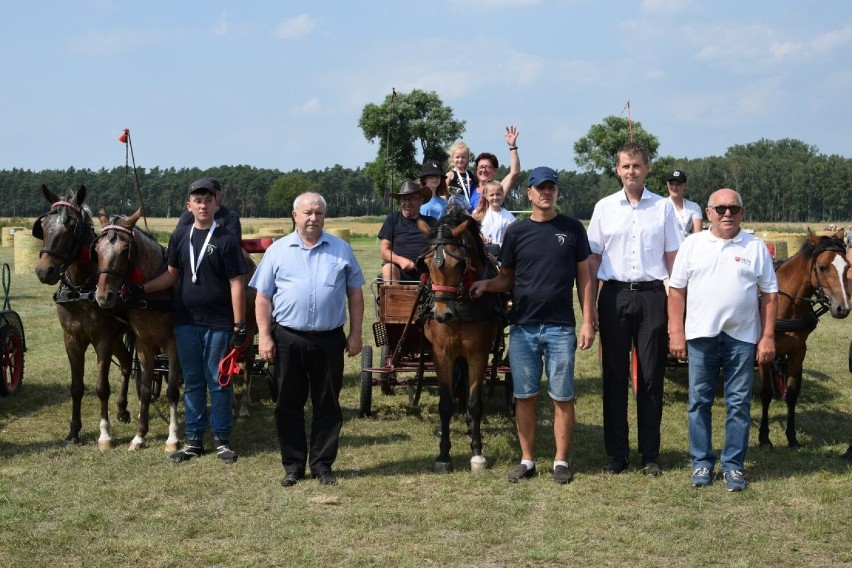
[0,326,24,397]
[359,346,373,418]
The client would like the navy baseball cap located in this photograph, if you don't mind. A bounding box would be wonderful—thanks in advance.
[528,166,559,188]
[188,177,221,196]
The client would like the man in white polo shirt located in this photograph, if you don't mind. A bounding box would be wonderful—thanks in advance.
[668,188,778,491]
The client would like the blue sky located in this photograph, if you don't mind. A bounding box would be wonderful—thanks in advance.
[1,0,850,174]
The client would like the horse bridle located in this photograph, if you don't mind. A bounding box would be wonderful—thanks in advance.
[93,224,139,288]
[778,240,847,320]
[418,223,475,302]
[32,200,90,270]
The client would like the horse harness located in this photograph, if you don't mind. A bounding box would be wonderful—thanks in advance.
[32,200,92,273]
[775,240,846,333]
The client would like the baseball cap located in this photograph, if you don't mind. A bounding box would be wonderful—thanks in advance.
[667,170,687,183]
[420,160,443,178]
[528,166,559,188]
[188,176,221,196]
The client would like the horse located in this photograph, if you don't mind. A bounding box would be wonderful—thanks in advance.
[416,207,506,474]
[757,229,850,449]
[32,184,134,448]
[91,208,182,451]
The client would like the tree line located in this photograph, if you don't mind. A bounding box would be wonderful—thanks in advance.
[2,138,849,223]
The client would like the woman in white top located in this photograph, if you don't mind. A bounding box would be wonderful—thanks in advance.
[666,169,702,239]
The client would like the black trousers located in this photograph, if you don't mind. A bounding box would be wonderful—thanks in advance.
[598,282,668,462]
[272,325,346,475]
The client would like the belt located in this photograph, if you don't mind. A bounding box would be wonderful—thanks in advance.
[604,280,664,291]
[280,325,343,338]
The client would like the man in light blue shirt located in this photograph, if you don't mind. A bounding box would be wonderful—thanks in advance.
[251,192,365,487]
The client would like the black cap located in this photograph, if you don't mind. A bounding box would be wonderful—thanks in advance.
[420,160,443,178]
[667,170,687,183]
[188,176,221,196]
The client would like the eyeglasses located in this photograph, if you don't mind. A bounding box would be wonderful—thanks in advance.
[477,164,495,171]
[709,205,742,215]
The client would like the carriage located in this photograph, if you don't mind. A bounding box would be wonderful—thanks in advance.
[0,262,25,397]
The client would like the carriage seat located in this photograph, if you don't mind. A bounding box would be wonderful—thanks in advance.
[241,237,274,254]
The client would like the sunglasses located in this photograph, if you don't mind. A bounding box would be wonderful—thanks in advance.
[709,205,742,215]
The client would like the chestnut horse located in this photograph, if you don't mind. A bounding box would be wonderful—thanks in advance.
[32,184,133,448]
[416,207,506,473]
[758,230,849,449]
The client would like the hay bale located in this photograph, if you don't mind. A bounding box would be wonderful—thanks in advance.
[2,226,25,248]
[13,231,41,275]
[258,226,285,237]
[772,241,788,260]
[327,228,350,243]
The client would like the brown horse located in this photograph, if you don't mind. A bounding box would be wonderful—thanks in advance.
[91,208,182,450]
[758,229,850,449]
[416,207,506,473]
[32,184,133,448]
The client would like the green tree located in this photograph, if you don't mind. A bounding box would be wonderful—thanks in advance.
[573,115,660,179]
[358,89,465,197]
[266,172,320,217]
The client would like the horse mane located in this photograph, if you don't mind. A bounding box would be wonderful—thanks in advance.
[431,205,490,264]
[107,213,156,241]
[800,234,846,258]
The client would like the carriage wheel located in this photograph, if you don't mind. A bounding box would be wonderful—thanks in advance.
[0,326,24,396]
[359,346,373,418]
[379,345,394,395]
[848,339,852,374]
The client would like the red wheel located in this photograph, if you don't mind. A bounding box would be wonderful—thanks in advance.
[0,326,24,396]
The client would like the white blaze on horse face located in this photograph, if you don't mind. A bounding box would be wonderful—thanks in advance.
[831,254,850,309]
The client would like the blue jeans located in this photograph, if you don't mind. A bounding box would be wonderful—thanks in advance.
[174,324,233,443]
[687,333,755,472]
[508,324,577,401]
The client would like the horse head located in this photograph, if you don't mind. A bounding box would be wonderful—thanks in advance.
[806,229,850,319]
[92,207,144,309]
[417,207,488,323]
[33,184,94,285]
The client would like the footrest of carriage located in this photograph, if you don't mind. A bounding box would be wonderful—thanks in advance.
[373,321,388,348]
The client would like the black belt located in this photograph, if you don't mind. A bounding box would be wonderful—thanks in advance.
[604,280,664,291]
[280,325,343,338]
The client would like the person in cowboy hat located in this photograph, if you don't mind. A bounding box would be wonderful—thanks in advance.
[419,159,449,219]
[377,180,437,283]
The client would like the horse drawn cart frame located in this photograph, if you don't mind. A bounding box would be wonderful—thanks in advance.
[0,262,26,397]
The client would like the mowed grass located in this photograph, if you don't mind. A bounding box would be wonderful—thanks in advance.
[0,222,851,567]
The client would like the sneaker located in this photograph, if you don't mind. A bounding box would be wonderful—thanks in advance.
[691,467,712,487]
[552,464,573,485]
[723,470,747,492]
[507,463,536,483]
[170,443,204,463]
[215,443,239,464]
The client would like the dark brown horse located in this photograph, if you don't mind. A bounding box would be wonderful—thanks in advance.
[416,207,505,473]
[758,229,850,449]
[32,185,133,448]
[91,208,182,451]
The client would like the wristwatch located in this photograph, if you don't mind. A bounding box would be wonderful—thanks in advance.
[234,322,246,331]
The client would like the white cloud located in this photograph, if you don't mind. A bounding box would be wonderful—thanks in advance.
[292,98,321,115]
[640,0,695,14]
[275,14,317,40]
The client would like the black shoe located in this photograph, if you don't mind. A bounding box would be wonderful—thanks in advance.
[603,457,628,474]
[507,463,536,483]
[215,443,238,464]
[170,443,204,463]
[642,462,662,477]
[281,470,304,487]
[315,470,337,486]
[552,464,574,485]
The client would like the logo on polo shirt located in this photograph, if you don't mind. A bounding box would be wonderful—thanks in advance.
[735,256,751,266]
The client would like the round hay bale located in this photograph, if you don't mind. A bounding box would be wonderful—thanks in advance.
[2,226,25,248]
[327,228,351,243]
[13,231,41,275]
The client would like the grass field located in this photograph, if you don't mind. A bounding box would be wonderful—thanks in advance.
[0,220,851,567]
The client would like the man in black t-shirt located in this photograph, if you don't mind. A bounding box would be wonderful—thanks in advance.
[377,181,437,283]
[471,166,596,485]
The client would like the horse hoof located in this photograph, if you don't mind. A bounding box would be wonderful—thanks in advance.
[470,456,486,474]
[116,411,131,424]
[434,460,454,474]
[164,441,179,453]
[759,440,773,449]
[128,439,146,451]
[97,439,114,450]
[62,438,79,448]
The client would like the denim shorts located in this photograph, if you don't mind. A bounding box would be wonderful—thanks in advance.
[508,324,577,401]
